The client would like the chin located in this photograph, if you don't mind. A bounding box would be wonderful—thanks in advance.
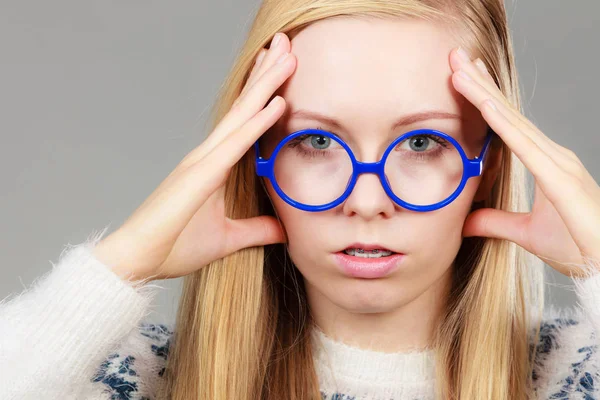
[328,279,409,314]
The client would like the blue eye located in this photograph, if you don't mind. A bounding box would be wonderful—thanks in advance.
[309,135,331,149]
[408,136,433,152]
[289,134,336,150]
[396,134,449,152]
[285,127,343,158]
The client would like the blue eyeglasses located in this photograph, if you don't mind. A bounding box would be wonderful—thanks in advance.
[254,127,494,212]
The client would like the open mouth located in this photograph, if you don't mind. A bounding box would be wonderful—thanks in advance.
[342,248,397,258]
[334,247,405,279]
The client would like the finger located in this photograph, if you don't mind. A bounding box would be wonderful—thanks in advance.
[451,50,510,107]
[473,58,495,84]
[225,215,287,252]
[245,49,267,89]
[236,35,281,104]
[178,33,291,172]
[241,33,291,99]
[475,98,600,261]
[201,53,293,161]
[463,207,531,249]
[452,51,562,155]
[201,95,286,190]
[452,49,573,157]
[141,96,285,231]
[477,97,581,208]
[451,48,581,166]
[452,68,581,174]
[147,53,292,204]
[180,52,295,170]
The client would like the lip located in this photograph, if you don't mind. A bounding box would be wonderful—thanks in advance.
[334,252,405,279]
[341,242,398,252]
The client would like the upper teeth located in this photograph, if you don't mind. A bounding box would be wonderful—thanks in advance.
[344,248,393,258]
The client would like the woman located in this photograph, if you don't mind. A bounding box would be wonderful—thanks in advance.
[1,0,599,399]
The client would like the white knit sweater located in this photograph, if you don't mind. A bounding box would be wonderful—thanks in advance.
[1,229,599,399]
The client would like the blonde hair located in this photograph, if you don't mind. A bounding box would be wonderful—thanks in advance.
[159,1,545,399]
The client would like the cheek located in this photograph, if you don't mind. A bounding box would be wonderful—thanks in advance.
[265,182,336,270]
[432,176,481,234]
[408,177,481,258]
[458,175,483,214]
[265,182,315,243]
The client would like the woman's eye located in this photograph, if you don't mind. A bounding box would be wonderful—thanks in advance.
[305,135,332,149]
[399,135,436,152]
[409,136,432,152]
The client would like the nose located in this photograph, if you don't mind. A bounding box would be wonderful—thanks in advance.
[341,171,397,219]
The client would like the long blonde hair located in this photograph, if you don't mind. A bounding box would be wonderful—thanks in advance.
[159,1,545,399]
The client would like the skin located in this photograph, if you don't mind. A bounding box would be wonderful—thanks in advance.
[259,16,501,352]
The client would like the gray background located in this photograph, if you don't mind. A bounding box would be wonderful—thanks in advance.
[1,1,598,325]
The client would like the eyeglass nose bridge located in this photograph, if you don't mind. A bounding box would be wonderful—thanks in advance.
[353,159,385,175]
[344,159,392,205]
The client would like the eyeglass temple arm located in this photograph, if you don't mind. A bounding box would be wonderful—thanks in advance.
[254,141,269,177]
[254,141,261,158]
[476,127,495,163]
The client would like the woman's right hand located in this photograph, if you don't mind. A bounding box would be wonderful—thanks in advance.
[93,33,295,282]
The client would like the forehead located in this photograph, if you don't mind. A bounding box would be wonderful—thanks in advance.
[274,16,483,138]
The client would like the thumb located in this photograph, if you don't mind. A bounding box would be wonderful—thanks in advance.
[463,208,530,247]
[227,215,287,252]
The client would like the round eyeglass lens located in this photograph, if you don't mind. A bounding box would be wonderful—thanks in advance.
[384,133,464,206]
[273,133,352,206]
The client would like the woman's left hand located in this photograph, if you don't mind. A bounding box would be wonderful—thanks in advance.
[449,46,600,279]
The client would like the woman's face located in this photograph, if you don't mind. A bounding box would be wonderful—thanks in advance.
[261,17,495,316]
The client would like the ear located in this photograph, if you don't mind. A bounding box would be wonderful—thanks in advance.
[473,144,503,203]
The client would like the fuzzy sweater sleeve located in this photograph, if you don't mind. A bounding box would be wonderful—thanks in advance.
[0,227,166,400]
[572,256,600,335]
[533,256,600,399]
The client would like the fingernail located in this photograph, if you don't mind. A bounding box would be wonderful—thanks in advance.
[457,69,472,81]
[474,58,489,75]
[457,46,471,62]
[271,33,282,48]
[276,52,289,64]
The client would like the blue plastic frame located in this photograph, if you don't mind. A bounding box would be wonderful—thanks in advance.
[254,127,494,212]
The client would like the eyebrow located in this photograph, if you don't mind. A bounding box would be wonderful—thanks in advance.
[288,109,463,131]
